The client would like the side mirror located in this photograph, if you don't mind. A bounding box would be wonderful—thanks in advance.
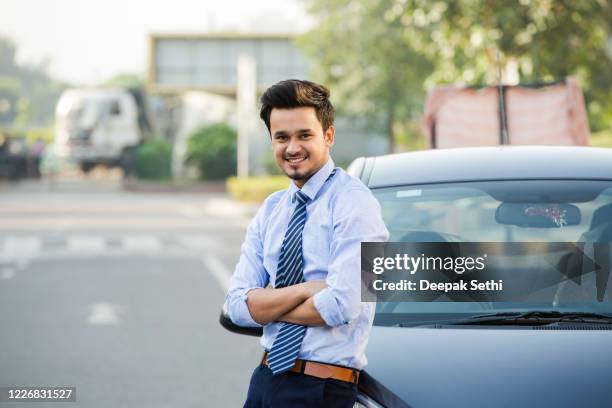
[219,302,263,337]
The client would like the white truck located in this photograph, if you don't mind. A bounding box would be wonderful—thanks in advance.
[54,87,150,173]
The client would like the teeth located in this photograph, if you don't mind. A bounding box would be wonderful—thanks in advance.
[288,157,305,163]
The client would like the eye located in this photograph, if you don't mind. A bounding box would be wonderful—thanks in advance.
[274,134,288,141]
[299,133,312,139]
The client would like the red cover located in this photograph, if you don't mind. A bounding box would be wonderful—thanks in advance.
[423,76,590,148]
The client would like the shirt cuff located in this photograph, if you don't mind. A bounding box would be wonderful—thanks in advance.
[313,288,348,327]
[227,288,263,328]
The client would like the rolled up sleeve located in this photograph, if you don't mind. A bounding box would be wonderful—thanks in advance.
[313,186,389,327]
[225,203,271,328]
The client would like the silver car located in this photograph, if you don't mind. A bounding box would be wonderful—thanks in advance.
[223,146,612,408]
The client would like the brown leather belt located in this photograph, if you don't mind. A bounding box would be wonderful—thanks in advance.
[261,352,360,384]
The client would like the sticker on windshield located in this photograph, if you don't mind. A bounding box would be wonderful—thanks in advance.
[396,189,422,198]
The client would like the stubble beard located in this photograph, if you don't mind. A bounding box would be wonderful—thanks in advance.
[285,167,311,181]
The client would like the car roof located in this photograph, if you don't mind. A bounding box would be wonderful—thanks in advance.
[359,146,612,188]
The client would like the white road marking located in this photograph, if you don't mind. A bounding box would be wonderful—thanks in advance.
[122,236,163,252]
[87,302,120,325]
[202,255,232,291]
[0,233,234,258]
[0,236,40,264]
[67,235,106,252]
[1,236,41,256]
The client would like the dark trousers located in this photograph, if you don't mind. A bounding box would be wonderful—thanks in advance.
[243,364,358,408]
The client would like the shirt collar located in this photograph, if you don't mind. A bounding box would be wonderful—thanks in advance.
[289,158,335,204]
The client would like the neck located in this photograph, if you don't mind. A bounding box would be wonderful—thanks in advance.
[294,178,307,189]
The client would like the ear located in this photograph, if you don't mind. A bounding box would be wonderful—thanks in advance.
[324,126,335,147]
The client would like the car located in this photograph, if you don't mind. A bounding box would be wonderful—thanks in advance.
[221,145,612,408]
[0,135,30,180]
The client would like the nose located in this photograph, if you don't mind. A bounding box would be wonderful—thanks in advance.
[286,137,302,156]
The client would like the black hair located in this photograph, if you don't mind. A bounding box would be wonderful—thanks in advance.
[259,79,335,132]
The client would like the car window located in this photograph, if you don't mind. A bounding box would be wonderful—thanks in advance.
[371,180,612,323]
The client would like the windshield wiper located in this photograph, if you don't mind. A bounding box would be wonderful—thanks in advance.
[452,310,612,326]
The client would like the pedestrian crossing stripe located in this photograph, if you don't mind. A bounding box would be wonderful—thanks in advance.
[0,234,232,258]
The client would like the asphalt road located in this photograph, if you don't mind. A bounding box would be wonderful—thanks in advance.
[0,175,262,407]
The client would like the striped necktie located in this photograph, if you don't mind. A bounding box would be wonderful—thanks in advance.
[267,189,310,375]
[268,169,337,375]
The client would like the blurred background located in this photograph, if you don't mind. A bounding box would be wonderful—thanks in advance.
[0,0,611,406]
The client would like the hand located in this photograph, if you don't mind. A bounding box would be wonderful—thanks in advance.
[300,280,328,298]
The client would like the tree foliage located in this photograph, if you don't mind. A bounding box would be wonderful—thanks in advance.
[0,36,66,128]
[134,138,173,180]
[102,73,144,88]
[301,0,612,150]
[185,123,237,180]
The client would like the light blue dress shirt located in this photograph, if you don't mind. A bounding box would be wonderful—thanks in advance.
[225,158,389,369]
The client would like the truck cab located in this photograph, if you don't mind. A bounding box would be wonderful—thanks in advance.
[54,88,141,172]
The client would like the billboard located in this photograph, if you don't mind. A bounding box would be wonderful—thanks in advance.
[148,34,310,95]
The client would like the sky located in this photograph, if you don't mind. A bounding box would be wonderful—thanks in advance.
[0,0,312,85]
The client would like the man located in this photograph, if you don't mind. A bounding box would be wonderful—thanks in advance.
[226,79,388,407]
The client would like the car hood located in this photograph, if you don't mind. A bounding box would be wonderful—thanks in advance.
[364,326,612,408]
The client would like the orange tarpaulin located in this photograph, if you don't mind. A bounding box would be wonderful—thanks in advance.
[423,77,590,148]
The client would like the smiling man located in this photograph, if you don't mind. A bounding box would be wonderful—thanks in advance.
[226,79,388,407]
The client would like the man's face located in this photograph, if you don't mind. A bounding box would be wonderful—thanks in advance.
[269,106,334,188]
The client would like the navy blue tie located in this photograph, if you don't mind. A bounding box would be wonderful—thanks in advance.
[267,190,310,375]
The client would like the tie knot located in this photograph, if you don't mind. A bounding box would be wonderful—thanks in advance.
[295,190,309,205]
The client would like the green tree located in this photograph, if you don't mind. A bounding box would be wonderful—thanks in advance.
[0,77,19,125]
[302,0,612,150]
[299,0,434,151]
[0,36,67,128]
[102,73,144,88]
[185,123,237,180]
[134,138,173,180]
[411,0,612,131]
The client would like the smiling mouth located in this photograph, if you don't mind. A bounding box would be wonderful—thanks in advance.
[285,156,308,164]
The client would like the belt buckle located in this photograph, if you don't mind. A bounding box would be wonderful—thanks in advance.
[352,369,360,384]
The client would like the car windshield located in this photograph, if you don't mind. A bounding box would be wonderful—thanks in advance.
[371,179,612,325]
